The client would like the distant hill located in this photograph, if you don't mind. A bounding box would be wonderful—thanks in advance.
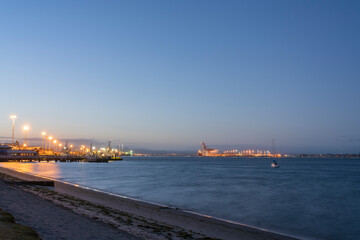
[132,148,195,155]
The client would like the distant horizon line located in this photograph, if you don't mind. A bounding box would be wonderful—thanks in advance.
[0,136,359,155]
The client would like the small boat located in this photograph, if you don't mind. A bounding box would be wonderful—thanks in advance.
[271,159,279,168]
[111,156,123,161]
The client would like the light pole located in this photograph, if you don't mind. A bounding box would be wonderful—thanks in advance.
[53,140,57,153]
[23,126,29,147]
[42,132,46,151]
[10,114,17,146]
[48,136,53,152]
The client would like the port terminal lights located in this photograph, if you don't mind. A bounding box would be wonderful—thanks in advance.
[10,114,17,146]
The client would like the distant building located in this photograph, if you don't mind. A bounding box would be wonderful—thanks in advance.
[7,149,38,156]
[0,144,38,156]
[0,145,12,155]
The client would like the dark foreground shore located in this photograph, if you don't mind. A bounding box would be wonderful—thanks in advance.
[0,175,139,240]
[0,208,41,240]
[0,166,299,240]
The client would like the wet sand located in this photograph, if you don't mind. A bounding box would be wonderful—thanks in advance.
[0,166,299,240]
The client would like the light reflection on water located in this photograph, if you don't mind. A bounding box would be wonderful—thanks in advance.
[1,157,360,240]
[1,162,62,178]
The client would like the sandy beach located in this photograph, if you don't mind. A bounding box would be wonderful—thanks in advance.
[0,166,299,240]
[0,174,139,240]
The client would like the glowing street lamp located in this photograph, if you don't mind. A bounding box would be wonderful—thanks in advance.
[10,114,17,146]
[41,132,46,150]
[23,126,29,147]
[53,140,57,152]
[48,136,53,151]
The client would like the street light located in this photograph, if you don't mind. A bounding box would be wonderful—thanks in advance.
[10,114,17,146]
[23,126,29,147]
[41,132,46,150]
[48,136,53,151]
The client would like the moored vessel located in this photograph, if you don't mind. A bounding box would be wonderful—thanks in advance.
[271,159,279,168]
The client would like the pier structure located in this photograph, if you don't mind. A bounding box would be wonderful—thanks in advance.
[0,155,88,162]
[0,144,108,162]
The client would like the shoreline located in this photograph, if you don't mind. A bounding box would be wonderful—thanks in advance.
[0,166,300,240]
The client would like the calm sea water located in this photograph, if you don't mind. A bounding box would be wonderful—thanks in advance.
[1,157,360,240]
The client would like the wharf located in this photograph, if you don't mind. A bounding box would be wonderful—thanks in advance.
[0,155,105,162]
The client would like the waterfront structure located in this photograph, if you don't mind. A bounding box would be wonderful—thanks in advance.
[0,145,12,155]
[0,144,38,157]
[2,113,129,159]
[198,142,280,157]
[198,142,220,156]
[7,149,38,156]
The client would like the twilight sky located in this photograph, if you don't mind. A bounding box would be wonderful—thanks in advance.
[0,0,359,153]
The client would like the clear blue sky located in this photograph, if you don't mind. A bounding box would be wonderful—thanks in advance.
[0,0,359,153]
